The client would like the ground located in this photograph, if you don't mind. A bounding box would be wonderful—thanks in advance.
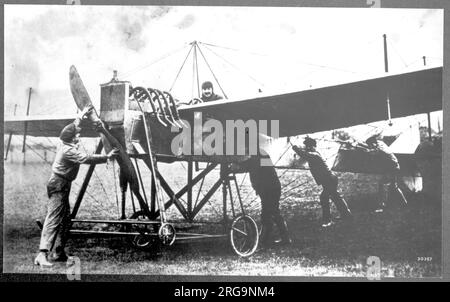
[2,156,442,278]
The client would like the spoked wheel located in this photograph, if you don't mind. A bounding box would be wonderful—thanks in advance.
[229,215,259,257]
[129,210,157,250]
[158,223,176,246]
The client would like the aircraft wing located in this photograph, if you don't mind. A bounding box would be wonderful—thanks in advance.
[4,114,98,138]
[178,67,442,138]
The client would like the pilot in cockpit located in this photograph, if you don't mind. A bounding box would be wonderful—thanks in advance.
[200,81,223,103]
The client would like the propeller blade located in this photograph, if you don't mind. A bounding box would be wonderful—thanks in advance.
[69,65,93,111]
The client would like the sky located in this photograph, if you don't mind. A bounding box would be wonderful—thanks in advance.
[4,5,443,118]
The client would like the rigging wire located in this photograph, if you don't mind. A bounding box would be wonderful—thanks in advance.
[198,41,268,57]
[273,143,292,166]
[121,43,189,79]
[201,37,374,77]
[169,43,195,92]
[201,44,267,89]
[238,172,248,196]
[44,137,57,149]
[236,117,408,209]
[387,39,408,69]
[238,140,297,206]
[27,137,57,154]
[79,140,113,208]
[196,44,228,99]
[245,142,342,211]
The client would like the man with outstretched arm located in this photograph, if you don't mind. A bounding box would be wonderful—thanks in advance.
[34,107,119,267]
[292,137,353,228]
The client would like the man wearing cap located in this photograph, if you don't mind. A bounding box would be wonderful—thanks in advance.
[34,107,118,267]
[200,81,223,103]
[365,135,407,211]
[240,153,291,247]
[293,137,353,228]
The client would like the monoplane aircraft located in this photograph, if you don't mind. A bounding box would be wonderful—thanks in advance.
[4,64,442,257]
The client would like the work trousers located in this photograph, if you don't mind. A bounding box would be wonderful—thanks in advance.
[39,175,72,253]
[260,187,289,243]
[378,175,408,208]
[320,175,351,222]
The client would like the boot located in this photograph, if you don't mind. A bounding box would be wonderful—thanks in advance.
[34,251,53,267]
[50,247,68,262]
[275,219,292,245]
[259,225,273,248]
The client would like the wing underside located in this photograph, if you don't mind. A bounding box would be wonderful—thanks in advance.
[179,67,442,137]
[4,67,441,142]
[4,115,98,138]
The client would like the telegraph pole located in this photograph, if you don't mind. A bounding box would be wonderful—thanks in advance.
[4,104,18,161]
[383,34,389,73]
[22,87,33,164]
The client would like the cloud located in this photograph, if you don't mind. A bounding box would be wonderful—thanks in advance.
[419,9,438,28]
[116,15,148,52]
[280,23,296,35]
[4,5,178,112]
[176,14,196,29]
[3,6,443,115]
[150,6,171,19]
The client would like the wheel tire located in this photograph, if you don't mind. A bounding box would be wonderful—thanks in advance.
[129,211,157,250]
[158,223,176,246]
[229,215,259,257]
[132,234,153,249]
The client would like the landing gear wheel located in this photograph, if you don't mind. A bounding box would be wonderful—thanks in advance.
[158,223,176,246]
[229,215,259,257]
[132,234,153,249]
[129,211,154,234]
[129,211,156,250]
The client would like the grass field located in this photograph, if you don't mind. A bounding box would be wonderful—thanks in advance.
[2,149,442,278]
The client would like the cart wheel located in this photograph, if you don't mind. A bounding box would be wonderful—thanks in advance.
[229,215,259,257]
[158,223,176,246]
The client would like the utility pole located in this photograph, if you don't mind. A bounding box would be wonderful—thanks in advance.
[4,104,18,161]
[22,87,33,164]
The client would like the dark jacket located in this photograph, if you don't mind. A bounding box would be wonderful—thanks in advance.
[243,155,281,196]
[51,142,109,181]
[372,140,400,173]
[294,147,334,186]
[201,93,223,103]
[47,141,109,197]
